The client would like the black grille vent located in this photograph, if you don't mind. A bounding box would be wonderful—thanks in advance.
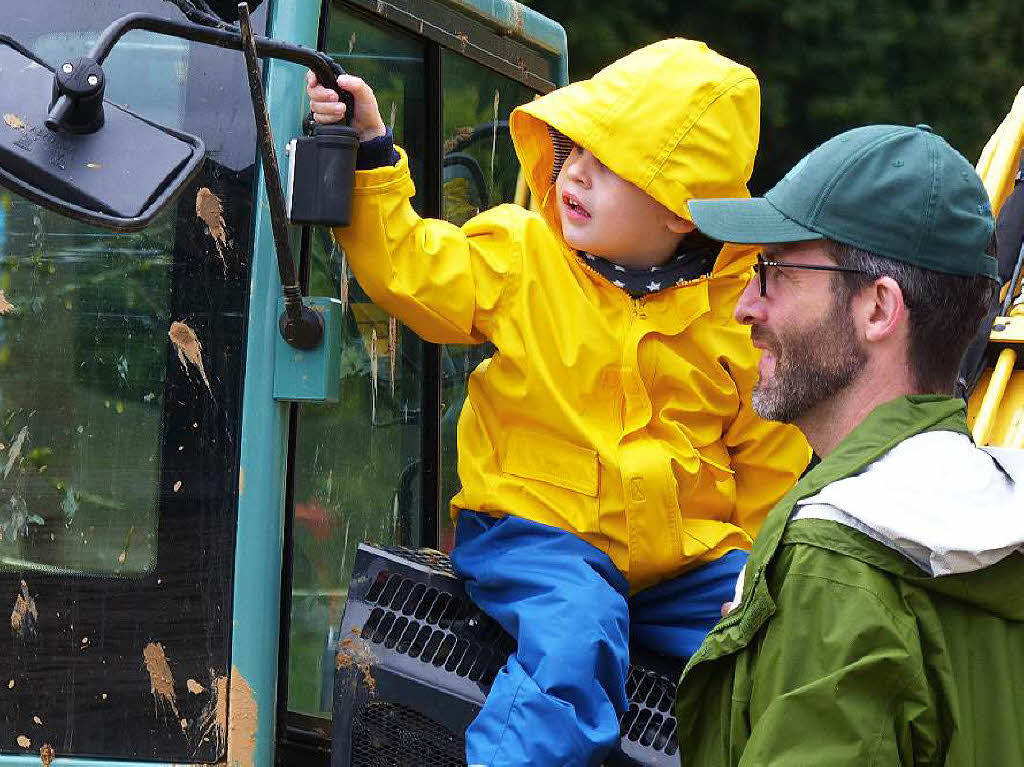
[352,701,464,767]
[333,543,683,767]
[622,667,679,755]
[361,567,515,687]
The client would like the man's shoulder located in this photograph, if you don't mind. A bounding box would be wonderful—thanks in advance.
[773,519,918,609]
[776,518,1024,624]
[781,516,924,575]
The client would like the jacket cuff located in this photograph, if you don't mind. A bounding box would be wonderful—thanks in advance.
[353,146,415,195]
[356,129,400,170]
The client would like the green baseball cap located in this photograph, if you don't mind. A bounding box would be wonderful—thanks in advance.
[689,124,999,280]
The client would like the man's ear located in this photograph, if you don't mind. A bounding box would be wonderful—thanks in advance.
[666,214,696,235]
[860,276,909,344]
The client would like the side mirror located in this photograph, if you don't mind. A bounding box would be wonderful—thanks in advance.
[0,8,359,350]
[0,13,356,233]
[0,36,205,232]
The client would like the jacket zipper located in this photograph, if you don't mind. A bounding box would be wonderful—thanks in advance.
[633,295,646,319]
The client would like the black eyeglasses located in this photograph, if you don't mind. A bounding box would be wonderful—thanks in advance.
[753,254,867,297]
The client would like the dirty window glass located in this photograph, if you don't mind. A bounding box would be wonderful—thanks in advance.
[0,200,164,576]
[439,54,536,551]
[0,30,196,577]
[286,7,427,717]
[0,2,256,762]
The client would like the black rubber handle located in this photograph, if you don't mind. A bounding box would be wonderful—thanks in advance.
[322,58,356,126]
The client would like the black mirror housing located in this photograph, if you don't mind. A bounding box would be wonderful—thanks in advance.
[0,38,205,232]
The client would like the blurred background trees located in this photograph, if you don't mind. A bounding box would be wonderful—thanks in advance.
[527,0,1024,193]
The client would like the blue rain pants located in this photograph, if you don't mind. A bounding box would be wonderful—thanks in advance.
[450,510,747,767]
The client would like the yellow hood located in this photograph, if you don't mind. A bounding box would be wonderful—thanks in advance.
[510,38,760,260]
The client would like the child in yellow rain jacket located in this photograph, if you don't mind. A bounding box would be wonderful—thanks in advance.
[307,39,809,767]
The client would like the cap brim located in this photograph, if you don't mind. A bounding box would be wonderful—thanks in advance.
[689,197,823,244]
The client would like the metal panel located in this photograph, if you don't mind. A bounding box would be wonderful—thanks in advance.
[332,545,683,766]
[339,0,567,90]
[231,0,320,764]
[274,297,345,403]
[443,0,568,83]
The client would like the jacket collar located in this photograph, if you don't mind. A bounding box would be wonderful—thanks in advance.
[578,232,721,297]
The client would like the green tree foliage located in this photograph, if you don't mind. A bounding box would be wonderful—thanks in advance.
[527,0,1024,192]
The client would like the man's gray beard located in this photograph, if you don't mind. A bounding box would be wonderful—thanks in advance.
[751,307,867,424]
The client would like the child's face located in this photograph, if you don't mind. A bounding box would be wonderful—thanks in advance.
[555,145,692,269]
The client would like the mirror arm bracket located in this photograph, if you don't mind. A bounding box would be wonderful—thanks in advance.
[48,11,354,137]
[237,2,323,350]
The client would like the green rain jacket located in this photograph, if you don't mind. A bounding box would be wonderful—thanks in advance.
[676,395,1024,765]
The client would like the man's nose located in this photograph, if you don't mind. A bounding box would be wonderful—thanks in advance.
[733,275,765,326]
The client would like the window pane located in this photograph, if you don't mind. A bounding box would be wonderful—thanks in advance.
[0,200,165,576]
[287,7,427,717]
[0,28,196,577]
[439,54,537,551]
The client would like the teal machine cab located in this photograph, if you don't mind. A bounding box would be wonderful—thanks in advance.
[0,0,565,764]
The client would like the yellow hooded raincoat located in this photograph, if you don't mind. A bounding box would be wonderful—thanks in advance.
[333,39,810,592]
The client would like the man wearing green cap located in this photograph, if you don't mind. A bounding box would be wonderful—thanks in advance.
[674,124,1024,765]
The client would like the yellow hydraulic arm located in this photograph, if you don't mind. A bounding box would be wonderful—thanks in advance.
[969,85,1024,448]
